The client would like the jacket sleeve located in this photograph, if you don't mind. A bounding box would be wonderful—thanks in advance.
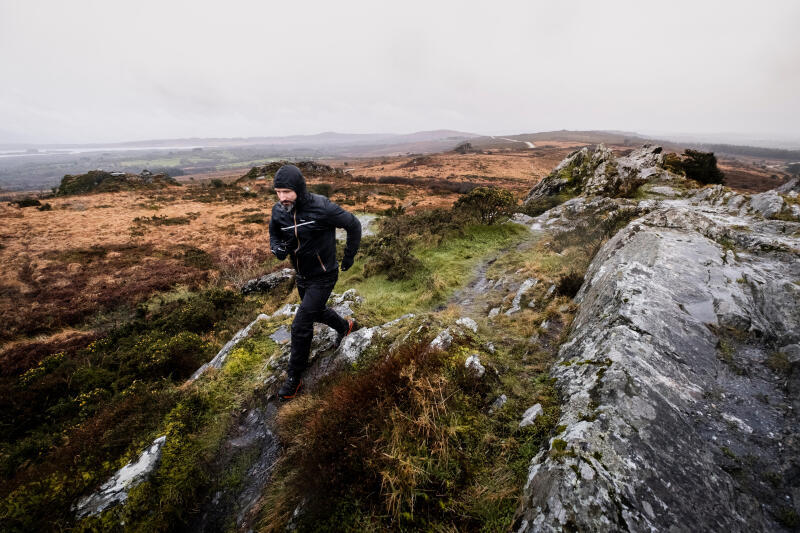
[268,208,289,260]
[325,199,361,259]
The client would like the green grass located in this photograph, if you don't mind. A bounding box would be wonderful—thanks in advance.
[337,222,529,323]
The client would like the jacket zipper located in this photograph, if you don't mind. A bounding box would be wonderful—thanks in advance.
[293,211,301,274]
[316,253,327,272]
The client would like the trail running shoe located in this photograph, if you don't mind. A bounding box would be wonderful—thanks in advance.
[335,319,359,348]
[278,374,303,401]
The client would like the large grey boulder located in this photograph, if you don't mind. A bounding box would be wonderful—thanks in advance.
[515,205,800,532]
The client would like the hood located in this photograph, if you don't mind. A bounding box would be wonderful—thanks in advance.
[273,164,310,206]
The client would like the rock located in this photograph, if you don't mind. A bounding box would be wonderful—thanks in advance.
[329,289,363,317]
[465,354,485,377]
[750,190,785,218]
[489,394,507,414]
[335,314,415,364]
[336,214,378,241]
[336,326,378,363]
[188,313,271,383]
[523,144,670,209]
[456,317,479,333]
[73,436,167,518]
[505,278,538,315]
[429,328,453,350]
[519,404,543,428]
[269,325,291,344]
[648,185,679,197]
[781,343,800,364]
[241,268,295,295]
[514,203,800,533]
[775,177,800,194]
[488,307,500,318]
[270,303,299,319]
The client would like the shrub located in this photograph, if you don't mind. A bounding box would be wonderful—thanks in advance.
[210,178,225,188]
[310,183,334,197]
[682,149,724,184]
[13,197,41,208]
[550,206,644,259]
[37,202,52,211]
[521,194,568,217]
[363,235,423,281]
[662,152,684,174]
[665,150,725,185]
[262,341,453,528]
[453,187,516,225]
[132,214,192,226]
[556,271,585,298]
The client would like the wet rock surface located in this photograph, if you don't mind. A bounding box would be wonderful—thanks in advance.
[73,436,167,518]
[514,196,800,531]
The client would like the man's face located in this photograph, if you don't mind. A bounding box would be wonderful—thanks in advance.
[275,188,297,209]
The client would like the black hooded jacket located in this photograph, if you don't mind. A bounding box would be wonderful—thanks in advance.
[268,165,361,278]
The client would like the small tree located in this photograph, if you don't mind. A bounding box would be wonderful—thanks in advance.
[453,186,516,224]
[681,149,725,185]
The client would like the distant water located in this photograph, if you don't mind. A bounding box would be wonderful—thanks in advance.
[0,145,211,159]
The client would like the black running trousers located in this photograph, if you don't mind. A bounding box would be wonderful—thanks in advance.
[289,271,348,375]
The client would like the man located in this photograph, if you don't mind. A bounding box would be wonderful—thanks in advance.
[268,164,361,400]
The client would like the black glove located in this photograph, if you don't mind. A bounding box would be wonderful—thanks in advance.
[271,241,289,260]
[340,256,354,271]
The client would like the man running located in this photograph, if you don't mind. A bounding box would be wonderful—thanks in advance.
[268,164,361,400]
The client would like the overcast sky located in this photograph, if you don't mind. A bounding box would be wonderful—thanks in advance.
[1,0,798,144]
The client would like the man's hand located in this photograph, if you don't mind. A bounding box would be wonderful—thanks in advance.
[271,241,289,260]
[340,256,354,271]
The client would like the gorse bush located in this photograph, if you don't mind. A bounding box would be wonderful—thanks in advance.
[309,182,334,197]
[681,149,725,185]
[362,234,423,281]
[360,189,518,282]
[361,207,465,281]
[522,194,568,217]
[662,149,725,185]
[453,186,516,224]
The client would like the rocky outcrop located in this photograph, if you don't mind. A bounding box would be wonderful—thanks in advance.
[239,160,344,181]
[514,196,800,531]
[523,144,677,207]
[55,170,178,196]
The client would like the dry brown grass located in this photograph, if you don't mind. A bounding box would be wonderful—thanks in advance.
[0,188,273,343]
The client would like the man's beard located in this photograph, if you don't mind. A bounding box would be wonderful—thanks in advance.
[279,201,295,212]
